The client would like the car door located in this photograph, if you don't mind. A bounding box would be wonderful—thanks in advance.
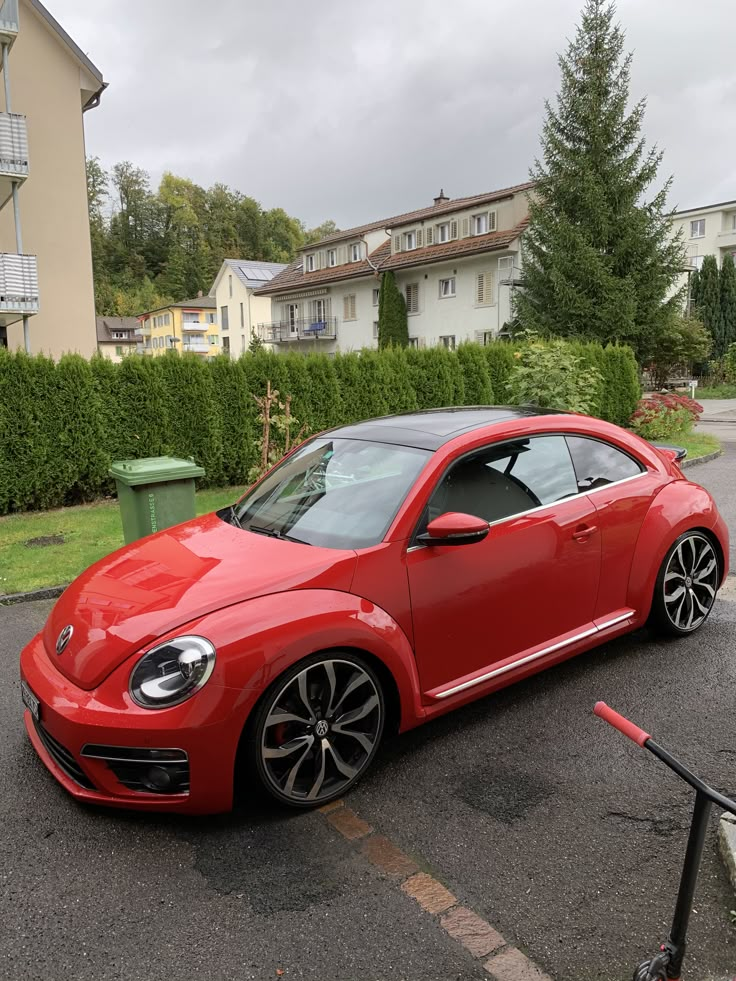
[406,434,602,697]
[565,435,659,619]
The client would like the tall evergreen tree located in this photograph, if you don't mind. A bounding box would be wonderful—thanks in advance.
[688,267,701,317]
[516,0,684,356]
[698,255,722,354]
[719,253,736,351]
[377,271,409,348]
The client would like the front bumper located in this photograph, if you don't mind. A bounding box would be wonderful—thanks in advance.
[20,631,258,814]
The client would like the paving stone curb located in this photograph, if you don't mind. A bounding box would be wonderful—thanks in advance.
[680,449,723,469]
[320,800,553,980]
[0,584,66,607]
[718,812,736,896]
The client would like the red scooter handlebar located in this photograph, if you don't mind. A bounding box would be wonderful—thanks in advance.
[594,701,651,747]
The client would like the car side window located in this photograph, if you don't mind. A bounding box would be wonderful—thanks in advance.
[565,436,643,493]
[425,435,579,528]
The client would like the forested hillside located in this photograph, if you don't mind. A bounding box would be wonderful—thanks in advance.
[87,158,337,315]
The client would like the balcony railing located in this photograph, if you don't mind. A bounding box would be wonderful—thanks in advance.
[259,317,338,343]
[0,0,19,44]
[0,253,38,324]
[0,113,27,186]
[181,321,212,332]
[182,341,210,354]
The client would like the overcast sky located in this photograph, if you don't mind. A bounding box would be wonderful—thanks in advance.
[53,0,736,229]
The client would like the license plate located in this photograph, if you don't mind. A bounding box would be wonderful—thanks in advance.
[21,680,40,721]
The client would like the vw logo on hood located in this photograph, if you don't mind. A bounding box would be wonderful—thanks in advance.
[56,625,74,655]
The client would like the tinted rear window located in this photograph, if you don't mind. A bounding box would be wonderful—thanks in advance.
[566,436,643,493]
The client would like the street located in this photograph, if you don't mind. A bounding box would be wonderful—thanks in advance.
[1,439,735,981]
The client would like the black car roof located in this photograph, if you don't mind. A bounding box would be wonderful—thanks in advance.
[327,406,568,451]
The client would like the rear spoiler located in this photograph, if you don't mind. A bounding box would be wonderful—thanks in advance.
[653,443,687,463]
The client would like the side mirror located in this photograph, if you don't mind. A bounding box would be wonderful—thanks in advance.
[416,512,490,547]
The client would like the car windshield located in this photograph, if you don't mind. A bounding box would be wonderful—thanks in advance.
[232,437,431,549]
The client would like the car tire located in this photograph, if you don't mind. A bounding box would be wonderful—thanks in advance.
[649,531,720,637]
[247,650,385,809]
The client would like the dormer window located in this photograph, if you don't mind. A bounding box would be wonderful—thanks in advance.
[404,231,417,250]
[327,249,337,266]
[438,223,450,243]
[350,243,361,262]
[306,254,316,272]
[474,214,488,235]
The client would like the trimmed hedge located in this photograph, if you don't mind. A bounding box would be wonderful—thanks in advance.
[0,341,640,514]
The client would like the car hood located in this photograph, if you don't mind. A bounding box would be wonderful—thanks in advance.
[43,512,357,690]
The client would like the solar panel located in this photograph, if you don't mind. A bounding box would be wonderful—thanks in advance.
[241,267,275,281]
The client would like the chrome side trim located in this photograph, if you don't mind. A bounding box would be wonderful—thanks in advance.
[596,611,635,630]
[434,626,599,699]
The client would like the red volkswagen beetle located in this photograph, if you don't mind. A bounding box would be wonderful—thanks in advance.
[19,408,728,814]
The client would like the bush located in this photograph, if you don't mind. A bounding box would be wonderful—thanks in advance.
[629,392,703,440]
[0,337,645,515]
[505,340,603,414]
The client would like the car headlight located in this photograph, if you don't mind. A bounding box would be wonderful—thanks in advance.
[129,636,216,709]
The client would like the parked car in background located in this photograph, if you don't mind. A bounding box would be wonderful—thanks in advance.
[20,408,728,813]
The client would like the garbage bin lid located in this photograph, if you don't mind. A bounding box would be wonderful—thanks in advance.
[109,456,206,487]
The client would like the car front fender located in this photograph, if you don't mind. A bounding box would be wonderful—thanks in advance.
[627,480,727,616]
[191,588,425,733]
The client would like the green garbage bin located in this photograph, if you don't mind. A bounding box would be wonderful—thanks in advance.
[109,456,206,544]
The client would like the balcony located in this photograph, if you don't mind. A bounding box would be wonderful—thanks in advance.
[0,0,18,47]
[0,253,38,326]
[181,321,209,332]
[717,229,736,250]
[259,317,338,344]
[181,341,210,354]
[0,113,27,204]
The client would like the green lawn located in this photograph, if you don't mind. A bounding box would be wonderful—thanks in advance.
[0,485,246,596]
[677,431,721,461]
[688,385,736,399]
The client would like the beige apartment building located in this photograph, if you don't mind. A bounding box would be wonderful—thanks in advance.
[0,0,105,357]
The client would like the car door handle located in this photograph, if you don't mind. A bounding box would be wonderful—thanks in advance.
[572,524,598,543]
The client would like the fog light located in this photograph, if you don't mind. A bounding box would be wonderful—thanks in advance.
[141,765,173,792]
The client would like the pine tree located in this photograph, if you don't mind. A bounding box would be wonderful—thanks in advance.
[516,0,684,356]
[377,272,409,348]
[719,253,736,351]
[698,255,722,354]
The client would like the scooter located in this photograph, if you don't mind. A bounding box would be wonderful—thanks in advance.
[594,701,736,981]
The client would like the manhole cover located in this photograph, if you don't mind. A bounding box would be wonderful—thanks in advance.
[24,535,65,549]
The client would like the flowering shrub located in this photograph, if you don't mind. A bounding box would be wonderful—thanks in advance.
[630,392,703,440]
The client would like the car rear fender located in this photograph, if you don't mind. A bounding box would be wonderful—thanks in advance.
[189,588,425,732]
[627,481,727,616]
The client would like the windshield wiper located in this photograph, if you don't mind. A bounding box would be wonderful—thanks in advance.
[228,505,243,529]
[247,523,311,545]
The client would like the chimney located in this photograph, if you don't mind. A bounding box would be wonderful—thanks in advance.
[433,188,449,205]
[197,290,203,298]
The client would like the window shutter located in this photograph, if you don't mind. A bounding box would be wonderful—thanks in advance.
[462,217,470,238]
[338,245,348,265]
[416,229,423,248]
[488,211,497,232]
[394,235,401,253]
[476,273,485,305]
[343,296,350,320]
[450,220,458,240]
[487,271,495,304]
[318,251,326,268]
[426,227,433,245]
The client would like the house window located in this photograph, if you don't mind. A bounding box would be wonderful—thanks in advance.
[207,312,216,324]
[312,298,327,323]
[208,335,219,345]
[408,338,419,348]
[404,231,417,251]
[222,336,230,355]
[372,288,380,306]
[732,214,736,230]
[182,312,201,323]
[473,213,488,235]
[220,306,229,330]
[439,277,456,298]
[229,274,233,297]
[373,321,379,339]
[350,243,361,262]
[242,335,247,353]
[343,294,357,321]
[405,283,419,314]
[476,272,495,305]
[690,254,705,270]
[165,313,170,326]
[440,335,456,350]
[327,249,337,266]
[306,254,316,272]
[115,345,123,356]
[690,219,705,238]
[498,256,514,280]
[438,223,450,243]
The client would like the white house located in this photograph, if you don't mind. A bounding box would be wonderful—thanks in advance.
[673,199,736,273]
[254,183,533,353]
[210,258,287,356]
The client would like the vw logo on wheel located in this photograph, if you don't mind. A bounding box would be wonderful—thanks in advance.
[315,720,329,737]
[55,625,74,655]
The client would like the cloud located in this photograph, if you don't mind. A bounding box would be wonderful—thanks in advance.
[53,0,736,226]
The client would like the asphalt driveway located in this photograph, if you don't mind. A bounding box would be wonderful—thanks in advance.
[1,442,735,981]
